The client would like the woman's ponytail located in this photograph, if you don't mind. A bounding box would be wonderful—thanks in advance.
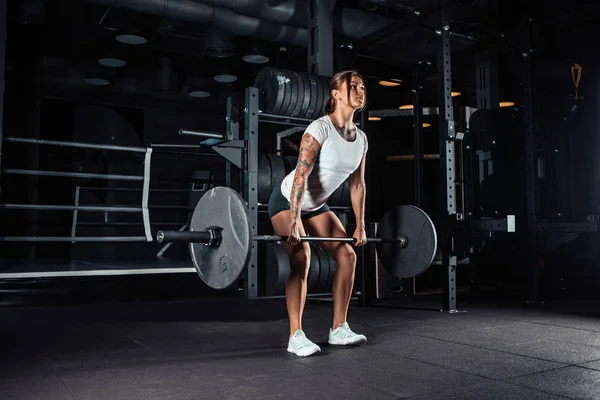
[324,97,336,115]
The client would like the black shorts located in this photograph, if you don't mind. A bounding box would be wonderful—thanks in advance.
[267,183,330,220]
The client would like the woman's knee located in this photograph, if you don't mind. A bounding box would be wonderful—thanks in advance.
[335,244,357,266]
[290,243,311,276]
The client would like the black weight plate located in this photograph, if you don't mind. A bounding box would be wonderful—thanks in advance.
[312,74,322,120]
[318,75,330,118]
[253,67,277,114]
[286,70,300,117]
[298,72,312,120]
[307,243,320,292]
[290,71,304,118]
[286,69,300,117]
[259,67,284,114]
[258,153,271,204]
[189,186,252,289]
[275,68,289,115]
[277,69,290,116]
[266,154,286,198]
[265,242,290,296]
[267,67,287,115]
[313,244,330,293]
[305,74,319,120]
[376,205,437,279]
[279,70,294,117]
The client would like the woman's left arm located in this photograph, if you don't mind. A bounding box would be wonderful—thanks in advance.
[350,151,367,246]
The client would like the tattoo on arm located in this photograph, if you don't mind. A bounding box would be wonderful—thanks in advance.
[290,134,321,220]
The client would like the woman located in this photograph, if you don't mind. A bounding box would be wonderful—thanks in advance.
[267,70,369,357]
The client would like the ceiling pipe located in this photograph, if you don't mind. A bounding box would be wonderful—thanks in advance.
[86,0,307,47]
[85,0,395,46]
[197,0,305,27]
[196,0,396,40]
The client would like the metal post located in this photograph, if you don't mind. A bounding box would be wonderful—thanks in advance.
[141,148,153,242]
[368,222,379,303]
[71,186,81,243]
[226,95,241,193]
[475,0,499,110]
[438,0,458,313]
[523,18,537,233]
[475,50,500,110]
[244,87,259,298]
[307,0,334,77]
[360,108,369,223]
[0,0,5,194]
[413,61,423,207]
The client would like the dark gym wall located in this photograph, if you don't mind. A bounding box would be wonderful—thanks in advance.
[532,60,600,221]
[366,115,442,226]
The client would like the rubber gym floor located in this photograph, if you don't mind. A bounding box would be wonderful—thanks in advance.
[3,286,600,400]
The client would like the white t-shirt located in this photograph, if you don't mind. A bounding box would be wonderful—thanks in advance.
[280,115,368,211]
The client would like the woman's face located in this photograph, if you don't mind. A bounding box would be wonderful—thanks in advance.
[348,77,366,109]
[334,76,366,110]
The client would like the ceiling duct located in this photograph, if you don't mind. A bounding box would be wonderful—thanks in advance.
[198,0,305,27]
[190,0,398,40]
[85,0,307,47]
[197,0,396,40]
[204,28,235,57]
[85,0,395,47]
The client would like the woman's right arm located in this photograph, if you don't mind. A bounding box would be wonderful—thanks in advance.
[287,133,321,244]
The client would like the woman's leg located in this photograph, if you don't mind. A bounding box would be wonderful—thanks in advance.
[302,211,361,332]
[270,210,321,356]
[270,210,311,336]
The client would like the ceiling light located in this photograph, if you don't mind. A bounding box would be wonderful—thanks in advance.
[379,79,402,87]
[368,116,381,121]
[213,74,238,83]
[423,123,431,128]
[500,101,515,107]
[84,78,110,86]
[399,104,414,109]
[188,90,211,98]
[98,57,126,68]
[451,91,461,97]
[116,34,147,45]
[243,54,270,64]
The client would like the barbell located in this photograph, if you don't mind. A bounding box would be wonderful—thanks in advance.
[156,186,438,290]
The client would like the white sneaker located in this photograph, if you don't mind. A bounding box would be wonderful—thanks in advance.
[328,322,367,346]
[287,330,321,357]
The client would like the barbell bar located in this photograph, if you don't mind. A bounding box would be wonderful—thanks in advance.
[157,230,407,246]
[155,186,437,290]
